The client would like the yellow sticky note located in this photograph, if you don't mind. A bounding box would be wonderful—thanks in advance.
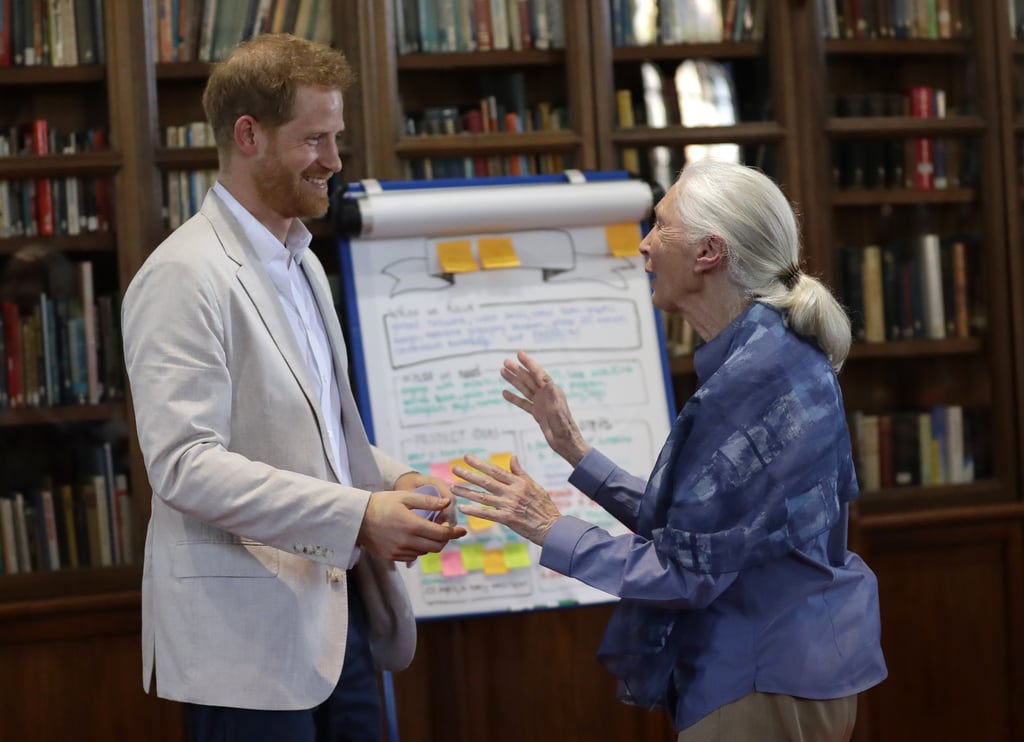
[460,544,485,571]
[605,223,641,257]
[468,514,495,531]
[483,548,509,575]
[420,552,442,574]
[489,452,513,472]
[503,542,531,569]
[436,240,478,273]
[478,237,520,269]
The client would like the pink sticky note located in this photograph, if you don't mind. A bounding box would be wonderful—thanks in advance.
[430,461,455,484]
[440,550,467,577]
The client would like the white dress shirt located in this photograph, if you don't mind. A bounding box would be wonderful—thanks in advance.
[213,182,353,487]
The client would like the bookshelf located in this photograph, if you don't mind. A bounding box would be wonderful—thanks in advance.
[792,2,1024,741]
[1,1,1022,740]
[358,0,596,181]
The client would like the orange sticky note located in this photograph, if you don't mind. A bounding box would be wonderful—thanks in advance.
[478,237,520,269]
[483,548,509,575]
[441,550,468,577]
[436,240,478,273]
[489,452,514,471]
[420,552,442,574]
[460,544,485,571]
[503,542,531,569]
[449,458,468,481]
[605,223,641,257]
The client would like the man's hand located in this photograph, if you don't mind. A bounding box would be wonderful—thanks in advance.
[358,489,467,562]
[394,471,459,526]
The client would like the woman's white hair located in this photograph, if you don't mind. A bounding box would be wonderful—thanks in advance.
[671,159,851,371]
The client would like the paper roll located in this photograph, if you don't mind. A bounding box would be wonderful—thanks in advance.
[355,179,656,239]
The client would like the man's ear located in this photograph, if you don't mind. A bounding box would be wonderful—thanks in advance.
[233,115,260,156]
[695,234,728,274]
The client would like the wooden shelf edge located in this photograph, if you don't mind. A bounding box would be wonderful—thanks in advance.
[832,187,974,206]
[155,147,219,168]
[824,38,971,56]
[0,589,140,620]
[0,64,107,85]
[825,115,986,138]
[0,401,127,426]
[612,41,764,61]
[846,337,982,359]
[0,152,122,178]
[394,131,581,156]
[396,49,564,70]
[0,232,116,254]
[859,498,1024,530]
[614,122,785,146]
[155,61,214,80]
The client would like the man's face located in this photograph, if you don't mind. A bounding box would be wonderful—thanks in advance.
[252,85,345,220]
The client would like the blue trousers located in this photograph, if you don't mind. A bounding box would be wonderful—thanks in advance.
[185,583,383,742]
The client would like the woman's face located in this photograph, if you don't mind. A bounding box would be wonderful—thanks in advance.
[638,181,700,314]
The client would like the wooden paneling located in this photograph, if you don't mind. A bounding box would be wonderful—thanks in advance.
[0,596,185,741]
[392,603,674,742]
[857,519,1024,741]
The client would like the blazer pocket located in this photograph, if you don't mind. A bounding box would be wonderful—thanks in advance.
[173,541,280,578]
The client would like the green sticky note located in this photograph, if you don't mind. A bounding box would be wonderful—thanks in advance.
[460,544,485,571]
[420,552,442,574]
[503,542,531,569]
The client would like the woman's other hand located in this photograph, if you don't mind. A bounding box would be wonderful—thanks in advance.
[501,351,591,467]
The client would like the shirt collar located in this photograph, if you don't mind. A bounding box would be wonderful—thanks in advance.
[213,181,313,268]
[693,302,780,384]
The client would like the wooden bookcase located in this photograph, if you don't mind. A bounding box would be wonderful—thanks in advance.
[788,2,1024,741]
[1,1,1022,740]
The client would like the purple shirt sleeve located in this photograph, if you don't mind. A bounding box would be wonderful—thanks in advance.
[542,448,740,610]
[567,449,648,531]
[540,515,738,609]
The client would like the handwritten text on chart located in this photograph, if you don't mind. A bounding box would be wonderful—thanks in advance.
[384,298,642,368]
[395,360,649,428]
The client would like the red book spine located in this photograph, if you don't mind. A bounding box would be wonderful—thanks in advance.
[31,119,54,235]
[473,0,492,51]
[517,0,532,49]
[0,0,11,68]
[909,86,934,189]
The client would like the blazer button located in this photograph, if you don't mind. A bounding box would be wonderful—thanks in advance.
[327,568,343,583]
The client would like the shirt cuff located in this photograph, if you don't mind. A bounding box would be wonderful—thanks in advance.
[568,449,619,496]
[540,516,596,576]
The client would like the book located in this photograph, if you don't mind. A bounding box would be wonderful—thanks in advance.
[78,260,101,404]
[615,89,641,174]
[0,497,18,574]
[861,245,886,343]
[857,414,881,491]
[0,0,11,67]
[916,233,946,339]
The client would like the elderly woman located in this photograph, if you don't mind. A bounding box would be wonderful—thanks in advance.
[452,159,887,741]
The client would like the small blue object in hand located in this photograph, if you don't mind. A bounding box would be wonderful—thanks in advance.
[410,484,443,522]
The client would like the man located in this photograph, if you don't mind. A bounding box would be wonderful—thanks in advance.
[122,34,465,742]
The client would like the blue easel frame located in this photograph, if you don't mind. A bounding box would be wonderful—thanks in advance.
[334,171,675,742]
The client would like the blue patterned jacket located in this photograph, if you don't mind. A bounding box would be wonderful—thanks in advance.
[540,302,888,730]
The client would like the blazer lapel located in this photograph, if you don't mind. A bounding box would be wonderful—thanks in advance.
[200,192,338,477]
[300,251,380,490]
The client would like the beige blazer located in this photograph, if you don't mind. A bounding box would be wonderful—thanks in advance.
[122,190,416,710]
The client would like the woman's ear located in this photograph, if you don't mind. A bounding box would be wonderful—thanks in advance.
[695,234,728,274]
